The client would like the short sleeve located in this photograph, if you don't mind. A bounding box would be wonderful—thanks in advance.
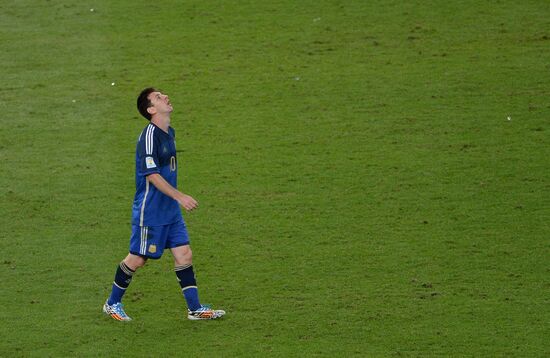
[137,126,160,176]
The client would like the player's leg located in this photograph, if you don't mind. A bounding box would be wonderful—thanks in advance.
[103,253,146,321]
[107,253,147,304]
[167,220,225,320]
[171,245,201,310]
[104,224,153,321]
[108,224,152,305]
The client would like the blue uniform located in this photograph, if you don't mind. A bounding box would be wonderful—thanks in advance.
[129,123,189,259]
[132,123,181,226]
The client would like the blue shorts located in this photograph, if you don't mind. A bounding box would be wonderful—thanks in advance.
[129,219,189,259]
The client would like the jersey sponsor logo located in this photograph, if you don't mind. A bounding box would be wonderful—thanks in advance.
[145,156,156,168]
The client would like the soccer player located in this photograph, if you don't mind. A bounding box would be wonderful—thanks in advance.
[103,87,225,321]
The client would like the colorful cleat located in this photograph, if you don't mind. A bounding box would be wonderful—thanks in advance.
[103,300,132,321]
[187,305,226,320]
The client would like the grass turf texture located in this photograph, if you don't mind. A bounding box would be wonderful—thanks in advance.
[1,0,549,356]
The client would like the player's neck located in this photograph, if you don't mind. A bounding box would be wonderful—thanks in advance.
[151,115,170,133]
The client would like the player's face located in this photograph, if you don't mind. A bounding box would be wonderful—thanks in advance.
[147,91,173,116]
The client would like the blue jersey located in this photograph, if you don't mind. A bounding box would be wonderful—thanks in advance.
[131,123,182,226]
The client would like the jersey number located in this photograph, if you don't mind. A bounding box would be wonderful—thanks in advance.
[170,156,177,172]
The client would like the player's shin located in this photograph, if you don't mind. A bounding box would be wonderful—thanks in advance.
[175,264,201,311]
[107,261,135,305]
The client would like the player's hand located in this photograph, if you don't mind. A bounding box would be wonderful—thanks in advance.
[176,193,198,212]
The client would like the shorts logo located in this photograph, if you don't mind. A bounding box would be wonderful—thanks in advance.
[145,156,156,169]
[148,244,157,253]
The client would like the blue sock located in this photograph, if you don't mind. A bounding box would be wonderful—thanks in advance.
[107,262,135,305]
[175,264,201,311]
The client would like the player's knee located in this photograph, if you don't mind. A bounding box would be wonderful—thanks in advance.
[179,250,192,265]
[124,253,147,270]
[174,246,192,265]
[135,257,147,268]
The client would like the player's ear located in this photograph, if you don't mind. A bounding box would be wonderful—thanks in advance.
[147,106,157,116]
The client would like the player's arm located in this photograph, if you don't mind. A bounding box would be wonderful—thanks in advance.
[147,173,198,212]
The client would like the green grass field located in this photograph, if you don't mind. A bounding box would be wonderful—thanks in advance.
[1,0,549,356]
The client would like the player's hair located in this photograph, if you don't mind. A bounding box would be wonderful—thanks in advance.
[137,87,157,120]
